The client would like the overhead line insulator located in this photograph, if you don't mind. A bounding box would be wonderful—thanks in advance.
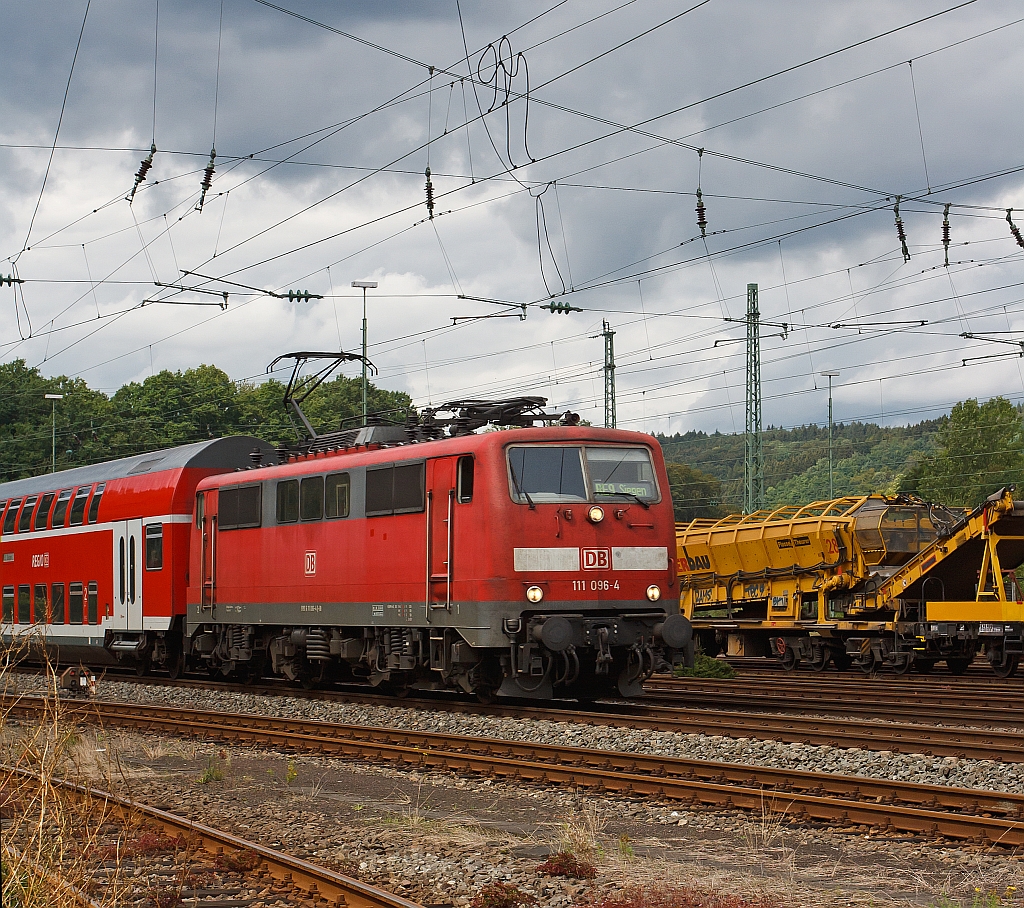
[894,196,910,263]
[127,144,157,204]
[0,275,25,286]
[1008,209,1024,250]
[942,203,951,267]
[545,301,581,314]
[196,146,217,212]
[694,147,707,238]
[425,167,435,220]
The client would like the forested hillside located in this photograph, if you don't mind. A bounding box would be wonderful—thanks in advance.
[0,359,411,483]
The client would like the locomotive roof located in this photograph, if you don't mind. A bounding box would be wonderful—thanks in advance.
[0,435,276,500]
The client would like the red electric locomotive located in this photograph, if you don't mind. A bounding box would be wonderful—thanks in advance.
[1,394,692,699]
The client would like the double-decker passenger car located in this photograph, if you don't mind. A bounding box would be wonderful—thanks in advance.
[0,437,274,671]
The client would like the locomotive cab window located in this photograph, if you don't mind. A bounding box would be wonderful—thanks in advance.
[507,447,587,504]
[52,490,72,528]
[276,480,299,524]
[3,499,21,535]
[325,473,350,519]
[68,487,91,526]
[145,524,163,570]
[69,583,84,624]
[34,492,55,530]
[87,483,105,523]
[51,583,65,624]
[457,456,474,503]
[2,586,13,624]
[300,476,324,521]
[219,485,262,530]
[195,492,205,527]
[366,461,425,517]
[18,497,38,533]
[586,447,660,504]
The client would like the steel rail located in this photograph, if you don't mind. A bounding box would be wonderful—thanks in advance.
[13,670,1024,761]
[5,764,423,908]
[7,696,1024,847]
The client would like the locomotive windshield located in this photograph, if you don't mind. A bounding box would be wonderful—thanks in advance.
[507,445,659,504]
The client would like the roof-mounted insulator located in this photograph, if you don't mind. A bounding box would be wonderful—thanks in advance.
[1008,209,1024,250]
[942,203,951,267]
[695,148,707,238]
[425,166,435,220]
[196,146,217,212]
[894,197,910,263]
[128,143,156,204]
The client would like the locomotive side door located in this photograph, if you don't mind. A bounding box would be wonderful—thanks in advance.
[427,457,457,608]
[111,519,144,630]
[200,492,217,612]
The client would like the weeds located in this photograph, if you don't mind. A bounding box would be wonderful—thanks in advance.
[536,850,598,880]
[674,653,737,679]
[285,759,298,785]
[617,833,635,859]
[198,758,224,785]
[580,884,777,908]
[471,881,537,908]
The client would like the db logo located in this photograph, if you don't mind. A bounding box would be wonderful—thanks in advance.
[582,548,611,570]
[304,551,317,576]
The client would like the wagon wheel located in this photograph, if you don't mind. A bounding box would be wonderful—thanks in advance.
[912,658,935,675]
[831,652,852,672]
[892,654,913,675]
[167,650,185,681]
[809,646,830,673]
[991,655,1019,679]
[855,652,878,675]
[475,687,497,705]
[779,647,799,671]
[135,654,152,677]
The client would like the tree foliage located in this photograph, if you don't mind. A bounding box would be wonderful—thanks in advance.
[0,359,411,482]
[900,397,1024,506]
[665,462,729,522]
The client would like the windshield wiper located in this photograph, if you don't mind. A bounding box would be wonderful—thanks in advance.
[509,463,535,509]
[598,490,650,509]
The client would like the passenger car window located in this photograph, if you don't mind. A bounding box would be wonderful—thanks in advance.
[2,586,13,623]
[325,473,350,519]
[3,499,22,535]
[145,524,163,570]
[300,476,324,521]
[34,493,55,530]
[18,497,38,533]
[69,583,84,624]
[17,585,30,624]
[87,582,98,624]
[87,483,105,523]
[51,490,72,527]
[34,584,48,623]
[68,487,91,526]
[276,480,299,524]
[51,583,65,624]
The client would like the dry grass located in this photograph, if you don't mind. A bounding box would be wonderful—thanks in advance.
[0,639,133,907]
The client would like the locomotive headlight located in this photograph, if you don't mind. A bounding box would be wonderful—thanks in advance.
[587,505,605,524]
[526,585,545,603]
[646,584,661,601]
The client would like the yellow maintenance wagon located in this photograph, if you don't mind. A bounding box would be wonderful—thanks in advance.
[678,489,1024,676]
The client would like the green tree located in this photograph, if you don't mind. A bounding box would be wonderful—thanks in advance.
[901,397,1024,506]
[665,461,729,522]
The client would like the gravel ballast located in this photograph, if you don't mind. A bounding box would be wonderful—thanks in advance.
[9,672,1024,794]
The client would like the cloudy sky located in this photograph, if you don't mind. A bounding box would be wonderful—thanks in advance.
[2,0,1023,435]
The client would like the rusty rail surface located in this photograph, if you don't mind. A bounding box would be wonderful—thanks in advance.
[5,763,423,908]
[7,695,1024,848]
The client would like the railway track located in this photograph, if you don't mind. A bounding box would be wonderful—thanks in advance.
[643,676,1024,726]
[11,669,1024,761]
[3,763,422,908]
[7,694,1024,848]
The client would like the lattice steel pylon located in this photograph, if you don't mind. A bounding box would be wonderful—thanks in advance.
[601,319,616,428]
[744,283,765,513]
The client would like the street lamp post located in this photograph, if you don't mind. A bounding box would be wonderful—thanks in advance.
[351,280,378,427]
[44,393,63,473]
[820,371,839,499]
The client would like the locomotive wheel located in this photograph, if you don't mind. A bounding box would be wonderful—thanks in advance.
[946,657,972,676]
[912,658,935,674]
[991,655,1019,679]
